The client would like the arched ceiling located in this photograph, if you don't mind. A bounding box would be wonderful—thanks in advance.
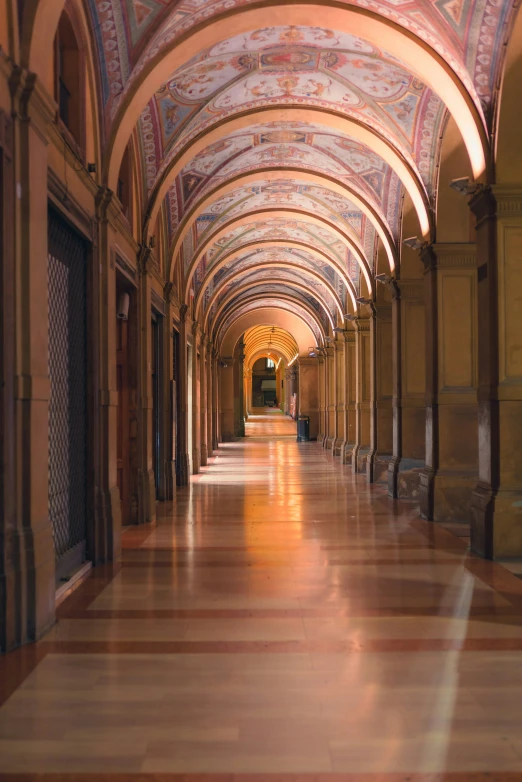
[243,325,299,366]
[80,0,517,351]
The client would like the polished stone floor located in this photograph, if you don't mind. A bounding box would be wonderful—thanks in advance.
[2,412,522,780]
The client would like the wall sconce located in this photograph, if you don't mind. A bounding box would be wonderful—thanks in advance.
[449,177,483,196]
[402,236,426,251]
[117,292,130,321]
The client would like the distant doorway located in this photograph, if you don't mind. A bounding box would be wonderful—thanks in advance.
[251,357,277,408]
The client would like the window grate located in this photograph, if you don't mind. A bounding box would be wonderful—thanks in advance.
[47,208,87,577]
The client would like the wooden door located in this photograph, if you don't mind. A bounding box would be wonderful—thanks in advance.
[116,317,130,525]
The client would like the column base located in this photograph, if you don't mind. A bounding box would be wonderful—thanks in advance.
[420,469,476,523]
[471,482,522,559]
[352,445,370,474]
[212,438,219,451]
[331,438,343,456]
[192,448,200,474]
[341,442,354,464]
[94,484,122,562]
[163,460,176,501]
[138,469,157,524]
[325,436,334,450]
[200,443,208,467]
[388,458,424,499]
[1,522,56,653]
[368,453,392,485]
[176,453,191,486]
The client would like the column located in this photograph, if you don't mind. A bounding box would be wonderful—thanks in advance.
[332,340,344,456]
[352,314,371,473]
[317,354,327,444]
[235,337,245,437]
[191,320,200,474]
[468,187,522,557]
[212,348,219,448]
[162,283,177,500]
[325,347,335,449]
[199,334,207,467]
[388,280,425,498]
[371,297,393,484]
[137,247,156,523]
[220,357,235,441]
[206,340,213,459]
[419,244,478,523]
[298,358,319,439]
[176,304,190,486]
[340,328,356,464]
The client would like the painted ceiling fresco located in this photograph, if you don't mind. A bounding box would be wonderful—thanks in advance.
[162,123,402,241]
[216,297,324,348]
[217,282,332,331]
[208,265,342,323]
[189,217,362,296]
[90,2,514,123]
[81,0,517,342]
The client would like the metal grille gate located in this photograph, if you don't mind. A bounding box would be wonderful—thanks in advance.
[47,208,87,581]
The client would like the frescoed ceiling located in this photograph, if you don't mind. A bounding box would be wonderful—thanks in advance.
[79,0,518,346]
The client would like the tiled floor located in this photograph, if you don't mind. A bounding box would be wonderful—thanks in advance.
[2,412,522,780]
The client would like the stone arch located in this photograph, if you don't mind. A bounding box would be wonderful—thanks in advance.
[104,4,488,196]
[168,168,398,276]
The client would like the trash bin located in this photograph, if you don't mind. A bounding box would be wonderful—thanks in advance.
[297,415,310,442]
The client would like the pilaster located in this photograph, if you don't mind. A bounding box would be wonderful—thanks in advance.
[136,246,156,523]
[371,298,393,484]
[206,340,213,458]
[469,186,522,557]
[176,304,190,486]
[191,320,200,474]
[340,328,356,464]
[388,278,425,499]
[162,282,178,500]
[199,334,208,466]
[419,243,478,523]
[352,314,372,474]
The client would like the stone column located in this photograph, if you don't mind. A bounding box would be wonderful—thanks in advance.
[468,187,522,557]
[325,346,335,449]
[340,328,356,464]
[137,247,156,524]
[419,243,478,523]
[162,284,177,499]
[298,357,319,439]
[220,357,235,441]
[191,320,200,474]
[388,279,425,498]
[206,340,213,458]
[317,354,327,444]
[332,341,344,455]
[212,349,220,448]
[199,334,207,467]
[1,72,55,649]
[235,337,245,437]
[371,297,393,484]
[352,315,371,473]
[176,304,190,486]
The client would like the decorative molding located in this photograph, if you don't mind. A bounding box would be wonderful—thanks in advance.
[115,249,137,284]
[399,279,424,300]
[433,243,477,269]
[493,186,522,216]
[151,288,165,315]
[48,167,95,242]
[164,281,180,307]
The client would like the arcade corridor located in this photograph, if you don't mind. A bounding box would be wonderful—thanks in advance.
[2,414,522,775]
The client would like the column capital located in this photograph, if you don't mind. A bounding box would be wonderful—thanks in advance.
[179,303,189,323]
[164,281,180,306]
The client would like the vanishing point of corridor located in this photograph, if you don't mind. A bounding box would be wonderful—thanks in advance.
[2,411,522,777]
